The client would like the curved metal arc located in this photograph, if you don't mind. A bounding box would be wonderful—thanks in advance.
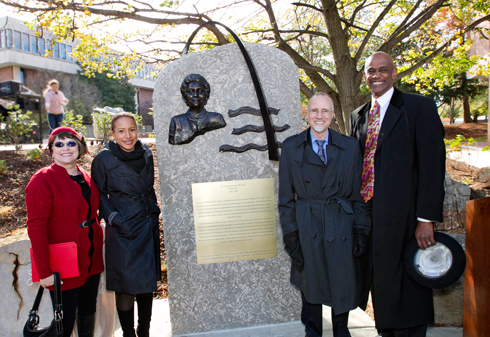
[182,21,279,161]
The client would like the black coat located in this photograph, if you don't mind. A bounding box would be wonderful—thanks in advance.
[350,89,446,329]
[91,142,161,294]
[279,128,370,314]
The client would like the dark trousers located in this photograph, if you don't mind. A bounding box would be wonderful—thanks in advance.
[48,113,64,133]
[49,273,100,337]
[371,278,428,337]
[377,325,427,337]
[301,292,351,337]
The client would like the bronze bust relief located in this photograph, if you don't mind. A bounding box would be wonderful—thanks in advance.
[169,74,226,145]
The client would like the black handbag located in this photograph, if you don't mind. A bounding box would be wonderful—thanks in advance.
[23,272,63,337]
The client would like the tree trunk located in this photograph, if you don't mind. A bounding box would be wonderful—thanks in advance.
[463,95,473,123]
[449,98,455,124]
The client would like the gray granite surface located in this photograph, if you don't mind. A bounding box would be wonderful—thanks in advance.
[0,230,53,336]
[153,43,302,335]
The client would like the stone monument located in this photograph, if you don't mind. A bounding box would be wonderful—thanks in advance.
[153,42,302,335]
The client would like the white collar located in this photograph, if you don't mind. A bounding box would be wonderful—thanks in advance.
[310,129,329,145]
[371,87,394,108]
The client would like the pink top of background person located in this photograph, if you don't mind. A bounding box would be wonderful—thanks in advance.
[44,79,68,115]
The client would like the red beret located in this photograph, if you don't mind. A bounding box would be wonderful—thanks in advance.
[48,127,81,143]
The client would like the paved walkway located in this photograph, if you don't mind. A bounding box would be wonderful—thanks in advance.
[447,141,490,168]
[113,299,462,336]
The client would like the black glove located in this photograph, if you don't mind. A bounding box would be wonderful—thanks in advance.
[283,231,304,272]
[352,229,369,258]
[283,231,299,250]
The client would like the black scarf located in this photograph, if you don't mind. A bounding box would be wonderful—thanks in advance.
[109,140,146,174]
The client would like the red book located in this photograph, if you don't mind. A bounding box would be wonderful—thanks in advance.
[30,242,79,282]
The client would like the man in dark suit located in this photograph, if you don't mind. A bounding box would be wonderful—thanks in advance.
[350,52,446,337]
[279,92,371,337]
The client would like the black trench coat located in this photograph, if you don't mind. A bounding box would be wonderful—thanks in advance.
[350,89,446,329]
[279,128,371,314]
[91,142,161,294]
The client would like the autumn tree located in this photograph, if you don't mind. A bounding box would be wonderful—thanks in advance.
[2,0,489,133]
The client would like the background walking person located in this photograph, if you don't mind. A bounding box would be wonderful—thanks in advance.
[92,112,161,337]
[44,79,68,134]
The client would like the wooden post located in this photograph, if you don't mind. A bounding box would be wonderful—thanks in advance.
[463,197,490,336]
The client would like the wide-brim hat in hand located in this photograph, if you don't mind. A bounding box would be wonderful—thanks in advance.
[404,232,466,289]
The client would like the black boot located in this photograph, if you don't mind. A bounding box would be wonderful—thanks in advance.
[117,306,136,337]
[77,314,95,337]
[136,293,153,337]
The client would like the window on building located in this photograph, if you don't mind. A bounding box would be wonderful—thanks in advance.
[60,43,66,60]
[39,38,45,56]
[6,29,13,48]
[14,31,21,50]
[53,42,59,58]
[20,68,25,83]
[46,39,51,56]
[30,36,37,53]
[22,33,29,52]
[1,30,5,49]
[67,45,72,62]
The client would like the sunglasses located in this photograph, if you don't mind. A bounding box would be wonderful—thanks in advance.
[53,141,77,148]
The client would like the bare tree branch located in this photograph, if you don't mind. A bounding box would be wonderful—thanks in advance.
[300,79,314,98]
[378,0,447,52]
[388,0,423,39]
[348,0,367,25]
[241,28,329,39]
[298,64,336,83]
[354,0,397,62]
[291,2,322,13]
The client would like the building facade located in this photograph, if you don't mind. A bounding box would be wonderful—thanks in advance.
[0,16,157,129]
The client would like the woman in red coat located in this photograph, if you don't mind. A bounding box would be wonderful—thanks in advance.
[26,127,104,337]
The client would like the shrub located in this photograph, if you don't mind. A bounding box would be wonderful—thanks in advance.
[0,110,33,151]
[61,110,86,135]
[92,111,113,141]
[0,160,7,176]
[26,148,42,161]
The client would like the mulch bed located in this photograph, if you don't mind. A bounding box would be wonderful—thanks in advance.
[444,121,488,140]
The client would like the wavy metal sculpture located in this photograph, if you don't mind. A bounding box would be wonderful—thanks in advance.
[228,106,280,117]
[231,124,290,135]
[219,142,283,153]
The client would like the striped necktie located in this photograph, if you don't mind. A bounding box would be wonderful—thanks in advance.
[315,140,326,165]
[360,101,380,202]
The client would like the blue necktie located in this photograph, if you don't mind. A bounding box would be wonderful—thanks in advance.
[315,140,326,165]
